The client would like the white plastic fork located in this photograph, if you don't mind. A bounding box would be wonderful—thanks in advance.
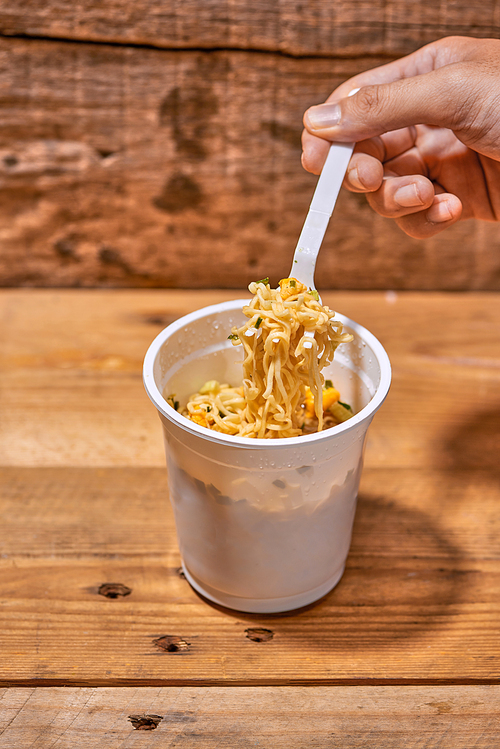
[291,140,355,298]
[291,139,354,347]
[291,87,359,304]
[291,89,359,353]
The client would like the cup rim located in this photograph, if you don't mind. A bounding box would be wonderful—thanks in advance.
[143,299,391,450]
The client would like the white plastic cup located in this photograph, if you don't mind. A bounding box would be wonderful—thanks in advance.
[143,299,391,613]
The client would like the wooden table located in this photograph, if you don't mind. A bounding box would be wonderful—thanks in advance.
[1,288,500,746]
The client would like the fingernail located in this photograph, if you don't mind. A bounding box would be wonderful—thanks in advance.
[347,166,364,190]
[394,184,423,208]
[307,103,341,129]
[427,200,453,223]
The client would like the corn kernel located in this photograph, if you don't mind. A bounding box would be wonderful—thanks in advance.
[279,277,308,299]
[190,412,208,427]
[322,387,341,410]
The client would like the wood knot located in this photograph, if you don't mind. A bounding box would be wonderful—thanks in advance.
[128,714,163,730]
[425,701,453,714]
[153,635,190,653]
[245,627,274,643]
[153,173,204,214]
[3,154,18,167]
[98,583,132,599]
[138,310,177,327]
[54,237,79,259]
[98,246,131,273]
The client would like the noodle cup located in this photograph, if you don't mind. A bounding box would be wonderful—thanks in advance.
[143,299,391,613]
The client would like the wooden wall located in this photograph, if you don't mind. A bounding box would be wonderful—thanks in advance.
[1,1,500,289]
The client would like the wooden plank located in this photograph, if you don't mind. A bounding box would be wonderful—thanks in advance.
[1,289,500,469]
[1,1,500,57]
[1,465,500,685]
[1,686,499,748]
[1,38,500,290]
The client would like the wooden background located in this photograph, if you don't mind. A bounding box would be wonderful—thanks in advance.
[1,1,500,289]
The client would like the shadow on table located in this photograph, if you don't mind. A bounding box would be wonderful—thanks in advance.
[193,495,468,648]
[440,402,500,474]
[190,405,500,650]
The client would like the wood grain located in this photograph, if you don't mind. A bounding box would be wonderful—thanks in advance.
[2,37,500,290]
[1,686,499,748]
[1,289,499,688]
[1,289,500,469]
[1,465,500,685]
[1,0,500,56]
[1,278,499,740]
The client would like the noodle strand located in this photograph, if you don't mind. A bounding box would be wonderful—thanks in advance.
[181,278,353,439]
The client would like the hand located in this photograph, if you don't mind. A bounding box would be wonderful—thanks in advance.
[302,36,500,238]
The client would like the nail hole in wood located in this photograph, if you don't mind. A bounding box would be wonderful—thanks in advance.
[97,149,116,159]
[3,154,18,167]
[153,635,190,653]
[128,714,163,730]
[98,583,132,599]
[245,627,274,642]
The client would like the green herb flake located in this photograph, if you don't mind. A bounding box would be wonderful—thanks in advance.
[339,401,353,412]
[290,279,296,287]
[167,394,179,411]
[227,333,239,340]
[325,380,334,389]
[294,259,298,264]
[255,316,263,329]
[308,289,320,301]
[256,277,269,285]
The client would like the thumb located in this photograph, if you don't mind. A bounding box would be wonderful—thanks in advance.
[304,64,484,146]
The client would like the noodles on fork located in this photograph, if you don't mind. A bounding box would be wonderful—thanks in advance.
[178,278,353,439]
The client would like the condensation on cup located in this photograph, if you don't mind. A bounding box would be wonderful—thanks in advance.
[143,299,391,613]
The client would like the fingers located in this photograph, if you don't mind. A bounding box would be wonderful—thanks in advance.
[343,152,384,192]
[303,121,460,236]
[302,126,463,237]
[364,174,435,218]
[299,36,482,238]
[301,135,387,193]
[316,36,488,107]
[348,166,462,236]
[301,130,330,175]
[316,38,444,105]
[303,126,417,181]
[395,194,462,238]
[299,43,439,174]
[342,129,423,193]
[303,67,475,146]
[301,37,500,172]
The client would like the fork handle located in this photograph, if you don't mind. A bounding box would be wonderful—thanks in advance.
[291,141,354,290]
[291,210,331,291]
